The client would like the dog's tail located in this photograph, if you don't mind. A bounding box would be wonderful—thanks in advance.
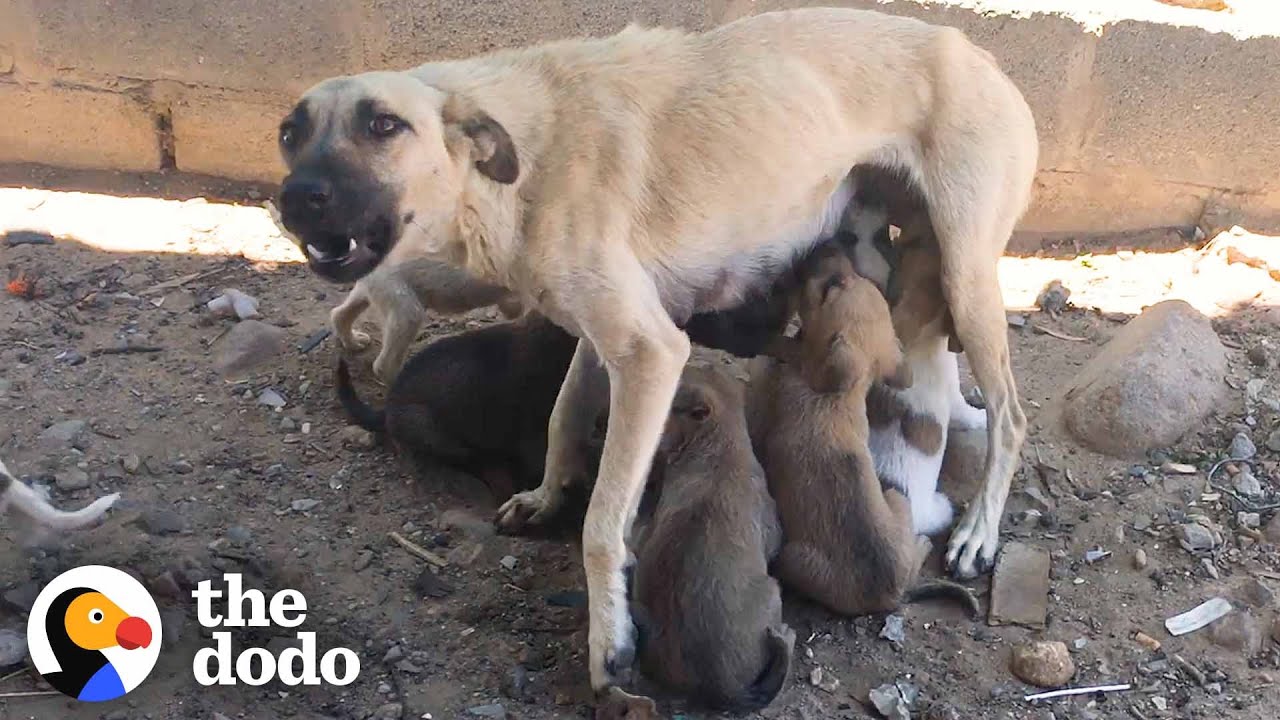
[334,358,386,432]
[904,579,981,619]
[714,623,795,713]
[1,470,119,530]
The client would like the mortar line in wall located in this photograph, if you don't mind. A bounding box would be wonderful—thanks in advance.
[1038,168,1263,197]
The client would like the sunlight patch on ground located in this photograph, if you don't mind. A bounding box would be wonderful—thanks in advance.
[0,187,303,264]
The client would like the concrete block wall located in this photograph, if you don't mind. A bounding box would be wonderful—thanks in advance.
[1,0,1277,233]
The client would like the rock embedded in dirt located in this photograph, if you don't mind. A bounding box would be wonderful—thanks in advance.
[1267,429,1280,453]
[371,703,403,720]
[1209,611,1264,656]
[1234,469,1264,497]
[880,615,906,646]
[213,320,287,379]
[810,666,840,693]
[39,419,88,450]
[869,681,916,720]
[1178,523,1217,553]
[1236,579,1274,608]
[0,628,28,666]
[137,508,187,536]
[1060,300,1227,459]
[466,704,507,718]
[989,542,1051,628]
[1010,641,1075,688]
[257,388,286,409]
[1229,432,1258,461]
[1134,548,1149,570]
[55,467,90,491]
[337,425,376,450]
[413,568,454,599]
[290,498,320,513]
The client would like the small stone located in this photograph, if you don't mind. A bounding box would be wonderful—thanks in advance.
[869,682,912,720]
[1266,514,1280,544]
[1202,558,1220,580]
[226,526,252,544]
[258,388,286,409]
[1234,469,1263,497]
[1238,512,1261,529]
[377,682,393,694]
[1072,638,1088,651]
[55,467,91,491]
[1267,429,1280,453]
[394,659,421,674]
[1178,523,1216,552]
[291,498,321,513]
[466,704,507,718]
[214,320,287,379]
[413,568,454,599]
[1151,697,1168,712]
[371,703,403,720]
[149,571,182,599]
[880,615,906,646]
[1209,611,1264,656]
[122,454,141,475]
[499,555,518,571]
[338,425,376,450]
[1229,432,1257,460]
[137,508,187,536]
[0,628,28,666]
[1236,579,1274,608]
[1248,345,1271,367]
[383,645,405,664]
[1010,641,1075,688]
[809,667,840,693]
[989,542,1051,628]
[56,349,86,366]
[1161,462,1198,474]
[503,665,529,699]
[39,419,88,450]
[1133,549,1149,570]
[354,551,374,572]
[170,459,194,474]
[281,417,298,432]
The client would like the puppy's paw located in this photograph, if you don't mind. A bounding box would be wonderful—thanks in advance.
[949,401,989,431]
[495,487,562,533]
[594,687,659,720]
[341,330,373,352]
[945,504,999,579]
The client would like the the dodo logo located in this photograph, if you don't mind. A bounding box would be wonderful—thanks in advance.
[26,566,161,702]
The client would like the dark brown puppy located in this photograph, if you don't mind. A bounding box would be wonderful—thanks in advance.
[335,312,585,492]
[630,365,795,713]
[748,245,927,615]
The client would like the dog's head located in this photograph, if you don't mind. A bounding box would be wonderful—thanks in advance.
[788,246,911,395]
[276,71,519,283]
[656,366,744,458]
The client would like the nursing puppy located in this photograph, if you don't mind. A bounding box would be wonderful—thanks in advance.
[749,247,972,615]
[631,365,794,712]
[1,457,119,534]
[335,312,586,493]
[842,209,987,537]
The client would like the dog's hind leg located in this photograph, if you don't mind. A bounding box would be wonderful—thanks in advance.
[331,286,372,351]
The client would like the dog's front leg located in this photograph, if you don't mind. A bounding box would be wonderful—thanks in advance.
[330,286,372,351]
[582,320,689,691]
[496,338,603,530]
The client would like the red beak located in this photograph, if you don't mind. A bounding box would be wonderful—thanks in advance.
[115,616,152,650]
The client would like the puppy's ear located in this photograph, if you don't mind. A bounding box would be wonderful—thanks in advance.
[808,333,858,394]
[443,98,519,184]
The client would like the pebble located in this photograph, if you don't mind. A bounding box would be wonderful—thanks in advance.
[412,568,454,599]
[1133,549,1149,570]
[1209,611,1264,656]
[1236,579,1274,608]
[291,498,321,513]
[1178,523,1216,552]
[1238,512,1261,529]
[354,551,374,572]
[137,508,187,536]
[880,615,906,646]
[1248,344,1271,367]
[503,664,529,699]
[1233,468,1263,497]
[56,349,86,366]
[258,388,286,409]
[1010,641,1075,687]
[1268,429,1280,453]
[1229,432,1257,460]
[377,682,393,694]
[1202,558,1220,580]
[1151,697,1168,712]
[499,555,518,571]
[39,419,88,449]
[0,628,28,666]
[383,645,406,664]
[214,320,287,378]
[55,467,91,491]
[371,703,403,719]
[467,704,507,718]
[170,459,194,474]
[869,682,916,720]
[809,667,840,693]
[226,526,252,544]
[281,417,298,432]
[338,425,376,449]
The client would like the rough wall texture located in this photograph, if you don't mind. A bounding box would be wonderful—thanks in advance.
[0,0,1276,233]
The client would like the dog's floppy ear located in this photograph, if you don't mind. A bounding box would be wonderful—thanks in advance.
[808,333,858,394]
[442,97,519,184]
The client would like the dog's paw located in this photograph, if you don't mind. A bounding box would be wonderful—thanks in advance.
[949,401,989,431]
[341,330,372,351]
[945,504,999,579]
[495,487,562,533]
[371,357,398,385]
[594,687,659,720]
[591,599,638,691]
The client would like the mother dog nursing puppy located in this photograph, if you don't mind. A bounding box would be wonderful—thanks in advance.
[275,7,1037,692]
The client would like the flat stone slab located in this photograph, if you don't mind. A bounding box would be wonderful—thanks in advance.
[989,542,1051,628]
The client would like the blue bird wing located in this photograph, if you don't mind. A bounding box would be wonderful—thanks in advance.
[77,663,127,702]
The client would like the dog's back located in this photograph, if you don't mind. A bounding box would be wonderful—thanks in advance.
[633,367,794,712]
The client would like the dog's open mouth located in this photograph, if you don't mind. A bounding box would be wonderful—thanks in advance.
[299,218,395,283]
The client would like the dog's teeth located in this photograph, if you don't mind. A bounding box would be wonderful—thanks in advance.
[348,238,358,252]
[306,244,326,260]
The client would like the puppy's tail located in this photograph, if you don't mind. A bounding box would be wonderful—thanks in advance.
[904,580,981,619]
[720,623,795,712]
[2,474,119,531]
[335,358,386,432]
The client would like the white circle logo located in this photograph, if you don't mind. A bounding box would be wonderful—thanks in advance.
[26,565,162,702]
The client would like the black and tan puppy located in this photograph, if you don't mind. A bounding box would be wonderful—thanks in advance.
[748,246,974,616]
[630,365,795,713]
[335,312,585,494]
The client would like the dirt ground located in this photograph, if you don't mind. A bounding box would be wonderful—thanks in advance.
[2,169,1280,720]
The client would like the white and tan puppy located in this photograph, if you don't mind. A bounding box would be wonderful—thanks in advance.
[1,457,119,534]
[275,8,1037,692]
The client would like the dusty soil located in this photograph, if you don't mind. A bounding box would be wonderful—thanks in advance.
[2,174,1280,720]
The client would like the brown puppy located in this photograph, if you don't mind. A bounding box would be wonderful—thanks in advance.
[748,245,929,615]
[630,365,794,712]
[335,312,590,494]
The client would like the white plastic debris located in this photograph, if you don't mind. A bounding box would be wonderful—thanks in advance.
[1024,683,1131,703]
[207,288,261,320]
[1165,597,1233,636]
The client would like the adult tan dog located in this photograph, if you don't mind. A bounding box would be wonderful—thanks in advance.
[275,7,1037,692]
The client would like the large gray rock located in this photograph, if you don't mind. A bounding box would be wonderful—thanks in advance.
[213,320,287,379]
[1062,300,1226,459]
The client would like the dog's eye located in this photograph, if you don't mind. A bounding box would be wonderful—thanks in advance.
[279,122,297,150]
[369,114,407,139]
